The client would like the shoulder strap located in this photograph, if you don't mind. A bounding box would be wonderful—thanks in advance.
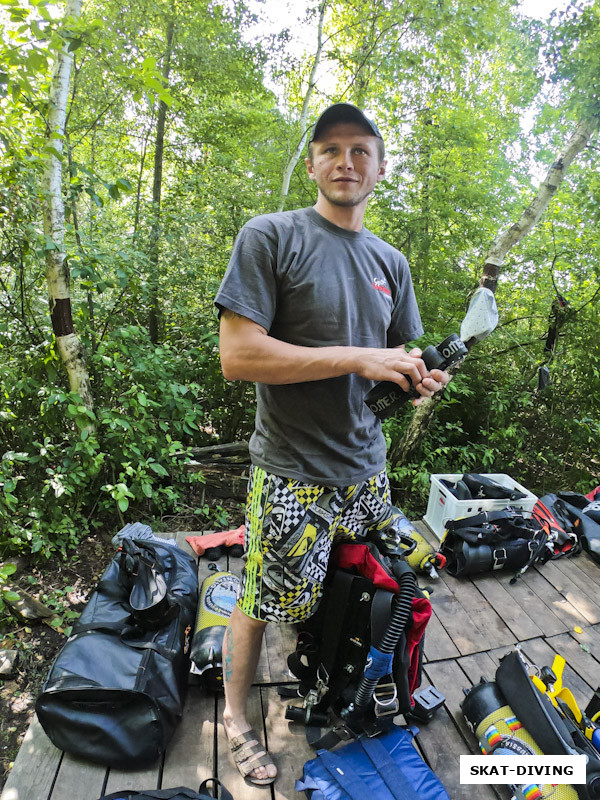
[359,737,421,800]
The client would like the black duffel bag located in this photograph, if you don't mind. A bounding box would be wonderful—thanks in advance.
[36,537,199,767]
[100,779,233,800]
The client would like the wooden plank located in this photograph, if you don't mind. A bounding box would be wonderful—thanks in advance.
[262,623,297,684]
[414,520,440,547]
[104,762,161,795]
[47,753,107,800]
[494,571,567,637]
[418,656,510,800]
[0,715,62,800]
[561,551,600,585]
[425,574,494,655]
[487,643,518,667]
[545,632,600,690]
[519,568,586,630]
[470,573,542,641]
[441,573,516,650]
[571,623,600,661]
[263,686,316,800]
[171,530,202,559]
[160,687,215,789]
[418,661,499,800]
[533,560,600,624]
[215,688,271,798]
[424,659,475,743]
[552,554,600,611]
[423,608,461,661]
[457,650,498,685]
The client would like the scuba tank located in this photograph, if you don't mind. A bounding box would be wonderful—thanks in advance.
[462,650,600,800]
[462,679,578,800]
[373,506,446,578]
[190,569,239,691]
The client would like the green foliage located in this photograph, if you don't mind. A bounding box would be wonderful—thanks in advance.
[0,562,19,617]
[0,324,219,557]
[1,0,599,557]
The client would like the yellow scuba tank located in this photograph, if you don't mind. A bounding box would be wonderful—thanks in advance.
[462,679,578,800]
[358,505,444,577]
[190,569,239,691]
[389,509,445,578]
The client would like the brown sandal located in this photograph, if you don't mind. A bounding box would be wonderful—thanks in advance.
[227,728,276,785]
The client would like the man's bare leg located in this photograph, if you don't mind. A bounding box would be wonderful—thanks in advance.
[222,605,277,782]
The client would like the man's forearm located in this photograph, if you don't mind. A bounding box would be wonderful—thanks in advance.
[220,318,361,384]
[218,311,438,391]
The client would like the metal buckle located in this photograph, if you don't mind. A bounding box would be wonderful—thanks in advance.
[332,724,355,741]
[374,678,399,717]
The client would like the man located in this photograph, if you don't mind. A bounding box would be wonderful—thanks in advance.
[215,103,450,784]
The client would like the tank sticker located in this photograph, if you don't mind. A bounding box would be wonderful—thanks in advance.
[203,575,240,616]
[493,736,537,757]
[505,715,523,732]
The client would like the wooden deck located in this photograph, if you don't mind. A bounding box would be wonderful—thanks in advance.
[3,522,600,800]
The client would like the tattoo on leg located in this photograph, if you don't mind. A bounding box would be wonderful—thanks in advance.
[224,626,234,683]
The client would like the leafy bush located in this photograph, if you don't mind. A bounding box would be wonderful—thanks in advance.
[0,326,218,557]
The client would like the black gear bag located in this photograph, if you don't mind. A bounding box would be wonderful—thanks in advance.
[99,779,233,800]
[36,538,199,768]
[440,509,548,578]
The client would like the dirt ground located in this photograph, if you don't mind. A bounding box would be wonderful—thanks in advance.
[0,497,244,793]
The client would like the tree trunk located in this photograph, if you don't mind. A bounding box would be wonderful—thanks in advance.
[276,0,327,213]
[391,115,599,466]
[42,0,94,416]
[148,19,175,345]
[479,117,598,293]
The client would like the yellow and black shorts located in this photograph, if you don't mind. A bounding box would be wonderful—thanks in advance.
[238,466,398,623]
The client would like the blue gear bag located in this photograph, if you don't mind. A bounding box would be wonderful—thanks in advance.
[296,725,449,800]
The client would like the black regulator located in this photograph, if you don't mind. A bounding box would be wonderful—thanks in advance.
[365,333,468,420]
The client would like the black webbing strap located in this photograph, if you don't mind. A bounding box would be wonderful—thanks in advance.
[446,509,516,531]
[319,570,357,677]
[69,621,178,660]
[71,620,129,635]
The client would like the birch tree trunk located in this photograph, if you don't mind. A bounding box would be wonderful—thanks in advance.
[276,0,327,213]
[42,0,94,415]
[148,19,175,344]
[390,115,599,467]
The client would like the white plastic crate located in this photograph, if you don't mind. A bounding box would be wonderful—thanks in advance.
[423,473,538,540]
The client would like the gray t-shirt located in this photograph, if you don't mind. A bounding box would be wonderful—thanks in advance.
[215,207,423,486]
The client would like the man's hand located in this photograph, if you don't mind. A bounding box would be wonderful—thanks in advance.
[353,345,451,402]
[219,310,451,393]
[406,347,451,406]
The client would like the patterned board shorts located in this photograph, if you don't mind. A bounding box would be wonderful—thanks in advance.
[237,466,403,623]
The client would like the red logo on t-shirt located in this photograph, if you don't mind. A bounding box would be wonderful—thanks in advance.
[372,278,391,296]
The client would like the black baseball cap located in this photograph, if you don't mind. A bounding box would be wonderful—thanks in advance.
[309,103,384,144]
